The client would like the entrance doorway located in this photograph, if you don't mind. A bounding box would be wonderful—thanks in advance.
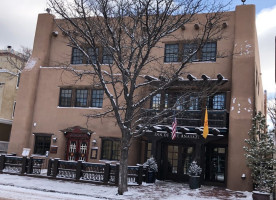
[205,146,226,183]
[162,143,194,181]
[67,139,89,161]
[62,126,92,162]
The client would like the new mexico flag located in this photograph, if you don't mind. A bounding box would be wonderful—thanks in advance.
[203,107,209,139]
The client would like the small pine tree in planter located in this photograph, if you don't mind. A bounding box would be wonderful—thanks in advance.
[143,156,158,183]
[188,161,202,189]
[244,112,276,200]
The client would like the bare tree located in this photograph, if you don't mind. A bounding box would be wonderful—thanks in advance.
[48,0,230,194]
[4,46,32,78]
[268,98,276,133]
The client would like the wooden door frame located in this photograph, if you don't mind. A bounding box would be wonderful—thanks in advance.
[65,132,90,161]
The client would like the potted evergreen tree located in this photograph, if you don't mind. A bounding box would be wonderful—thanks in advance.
[244,112,276,200]
[143,156,158,183]
[188,161,202,189]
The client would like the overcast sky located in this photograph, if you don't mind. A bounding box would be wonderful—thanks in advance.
[0,0,275,96]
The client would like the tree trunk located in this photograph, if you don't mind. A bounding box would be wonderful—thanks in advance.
[118,139,129,195]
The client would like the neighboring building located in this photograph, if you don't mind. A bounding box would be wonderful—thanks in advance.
[0,47,24,153]
[8,4,264,192]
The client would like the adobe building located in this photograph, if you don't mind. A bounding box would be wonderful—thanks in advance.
[8,4,264,191]
[0,47,25,153]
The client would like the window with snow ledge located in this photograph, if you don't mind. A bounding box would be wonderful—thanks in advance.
[164,41,217,63]
[58,87,104,108]
[164,44,179,63]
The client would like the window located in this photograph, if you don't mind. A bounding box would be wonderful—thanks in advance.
[88,47,98,64]
[59,89,72,107]
[91,90,104,108]
[183,43,197,62]
[71,48,83,64]
[102,48,113,64]
[183,147,194,174]
[202,42,217,61]
[16,73,21,88]
[75,89,88,107]
[12,101,16,119]
[164,44,179,63]
[146,142,152,159]
[208,93,225,110]
[59,88,104,108]
[151,94,161,110]
[34,135,51,155]
[101,139,120,160]
[165,41,217,63]
[175,94,185,110]
[212,93,225,110]
[188,95,200,110]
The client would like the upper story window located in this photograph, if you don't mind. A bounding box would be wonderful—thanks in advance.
[164,44,179,63]
[71,47,99,64]
[59,89,72,107]
[75,89,88,107]
[165,41,217,63]
[91,90,104,108]
[202,42,217,61]
[88,48,98,64]
[102,48,113,64]
[151,93,161,110]
[183,43,197,62]
[188,95,200,110]
[59,88,104,108]
[71,48,83,64]
[208,93,225,110]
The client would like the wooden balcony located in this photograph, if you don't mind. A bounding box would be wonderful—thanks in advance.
[141,109,229,128]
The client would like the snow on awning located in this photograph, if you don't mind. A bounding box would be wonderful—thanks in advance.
[145,125,227,137]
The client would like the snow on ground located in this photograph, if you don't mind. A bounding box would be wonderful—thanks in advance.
[0,174,252,200]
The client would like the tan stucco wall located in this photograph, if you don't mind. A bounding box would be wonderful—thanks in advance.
[0,52,22,141]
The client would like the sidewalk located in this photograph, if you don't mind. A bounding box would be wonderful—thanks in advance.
[0,174,252,200]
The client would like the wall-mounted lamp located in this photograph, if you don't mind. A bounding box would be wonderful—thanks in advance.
[92,139,97,146]
[241,173,246,180]
[52,137,57,143]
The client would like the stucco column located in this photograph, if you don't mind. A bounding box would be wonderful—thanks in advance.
[8,14,54,155]
[227,5,256,191]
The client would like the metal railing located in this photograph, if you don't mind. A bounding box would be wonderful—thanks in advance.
[141,109,229,128]
[0,141,9,153]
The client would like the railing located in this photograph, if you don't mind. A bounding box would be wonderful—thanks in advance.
[0,141,9,153]
[141,109,229,128]
[47,158,143,185]
[0,155,44,175]
[0,155,145,186]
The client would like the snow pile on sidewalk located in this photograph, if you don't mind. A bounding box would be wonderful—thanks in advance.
[0,174,252,200]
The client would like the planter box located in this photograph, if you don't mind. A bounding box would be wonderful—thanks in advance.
[189,176,201,189]
[146,171,156,183]
[252,191,270,200]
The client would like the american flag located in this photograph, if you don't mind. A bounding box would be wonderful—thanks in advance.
[172,115,177,140]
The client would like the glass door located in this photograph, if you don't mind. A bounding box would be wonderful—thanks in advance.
[205,147,226,183]
[162,144,194,181]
